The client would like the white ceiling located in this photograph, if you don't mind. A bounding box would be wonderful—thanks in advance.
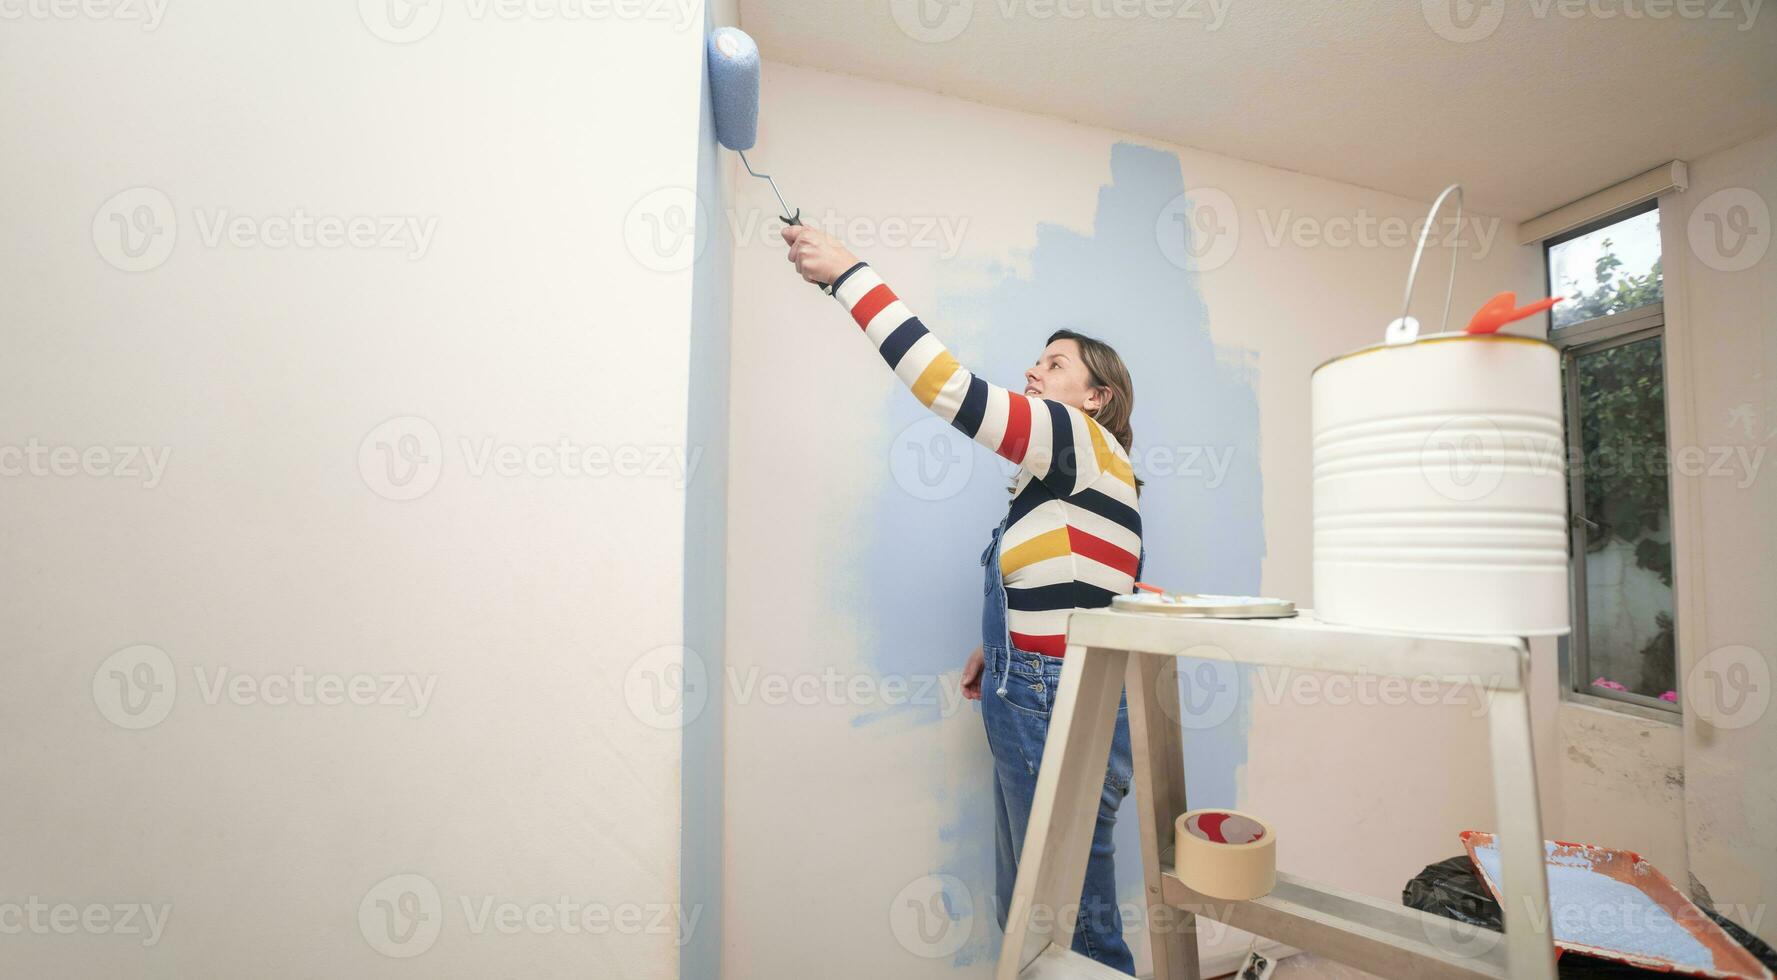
[739,0,1777,220]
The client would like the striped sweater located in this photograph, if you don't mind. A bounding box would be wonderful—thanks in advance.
[831,262,1142,658]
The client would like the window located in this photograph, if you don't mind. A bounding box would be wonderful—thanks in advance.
[1546,202,1678,714]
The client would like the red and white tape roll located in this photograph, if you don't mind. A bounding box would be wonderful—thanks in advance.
[1176,808,1277,900]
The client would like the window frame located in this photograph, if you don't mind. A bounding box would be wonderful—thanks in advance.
[1544,204,1681,720]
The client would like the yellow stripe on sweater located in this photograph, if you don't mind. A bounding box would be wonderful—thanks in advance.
[1000,527,1070,577]
[910,351,959,407]
[1088,420,1136,488]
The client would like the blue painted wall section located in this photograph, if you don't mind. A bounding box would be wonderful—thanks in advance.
[683,11,730,978]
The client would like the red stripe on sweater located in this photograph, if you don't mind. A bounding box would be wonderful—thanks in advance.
[850,283,896,330]
[1010,631,1067,658]
[998,393,1031,463]
[1066,526,1139,578]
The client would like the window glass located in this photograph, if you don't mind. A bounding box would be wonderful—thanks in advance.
[1571,334,1676,703]
[1548,207,1663,330]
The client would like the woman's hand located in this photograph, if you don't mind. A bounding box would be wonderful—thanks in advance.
[961,645,985,701]
[781,224,859,287]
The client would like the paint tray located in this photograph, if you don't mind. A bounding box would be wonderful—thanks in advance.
[1113,590,1296,619]
[1461,831,1772,979]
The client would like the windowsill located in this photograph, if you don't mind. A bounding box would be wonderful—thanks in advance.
[1561,688,1683,726]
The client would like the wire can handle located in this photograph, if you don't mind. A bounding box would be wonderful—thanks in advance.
[1385,183,1464,345]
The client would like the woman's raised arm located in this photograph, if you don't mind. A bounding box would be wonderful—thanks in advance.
[822,259,1136,500]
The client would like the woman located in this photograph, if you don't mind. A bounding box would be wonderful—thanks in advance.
[784,225,1143,974]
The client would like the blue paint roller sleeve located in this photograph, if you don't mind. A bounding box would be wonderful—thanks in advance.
[707,27,758,152]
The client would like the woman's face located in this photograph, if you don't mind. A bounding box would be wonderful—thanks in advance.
[1024,339,1107,412]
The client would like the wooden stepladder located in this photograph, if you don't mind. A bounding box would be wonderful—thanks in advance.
[993,608,1557,980]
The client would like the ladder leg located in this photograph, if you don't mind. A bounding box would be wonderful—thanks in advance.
[1487,684,1557,980]
[995,643,1129,980]
[1127,651,1201,980]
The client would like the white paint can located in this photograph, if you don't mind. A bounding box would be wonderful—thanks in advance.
[1311,330,1571,637]
[1310,184,1570,638]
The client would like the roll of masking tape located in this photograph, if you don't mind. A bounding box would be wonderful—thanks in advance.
[1175,808,1276,900]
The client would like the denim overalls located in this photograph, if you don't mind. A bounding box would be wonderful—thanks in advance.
[978,514,1139,975]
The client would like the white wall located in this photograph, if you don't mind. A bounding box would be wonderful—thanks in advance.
[724,61,1559,979]
[1661,129,1777,943]
[0,8,707,978]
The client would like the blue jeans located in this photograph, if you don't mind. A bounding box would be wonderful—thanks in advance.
[979,519,1137,975]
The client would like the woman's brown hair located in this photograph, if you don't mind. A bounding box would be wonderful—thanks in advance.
[1042,328,1142,493]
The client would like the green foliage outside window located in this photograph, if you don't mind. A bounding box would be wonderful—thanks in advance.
[1553,238,1664,328]
[1557,242,1676,696]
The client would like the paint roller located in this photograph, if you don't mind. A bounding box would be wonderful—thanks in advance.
[707,26,827,288]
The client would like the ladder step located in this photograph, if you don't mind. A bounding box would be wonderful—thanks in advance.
[1016,942,1140,980]
[1159,867,1511,979]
